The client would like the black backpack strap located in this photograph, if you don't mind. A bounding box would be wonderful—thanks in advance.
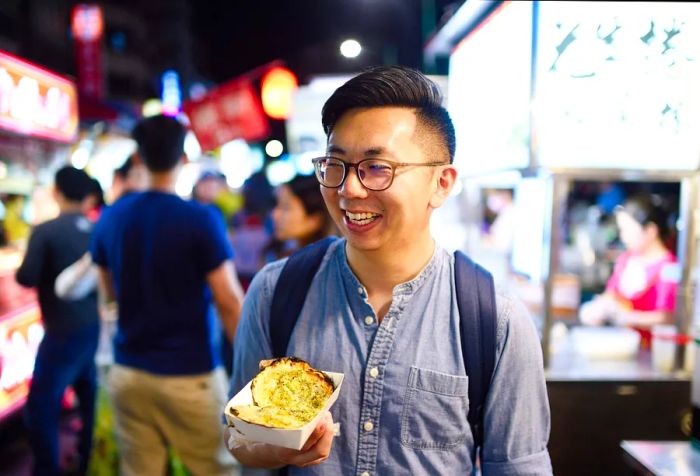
[269,237,338,358]
[454,250,497,460]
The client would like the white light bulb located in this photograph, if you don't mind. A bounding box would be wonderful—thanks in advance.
[340,39,362,59]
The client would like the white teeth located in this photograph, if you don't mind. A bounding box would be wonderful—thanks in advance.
[346,211,378,220]
[345,211,379,225]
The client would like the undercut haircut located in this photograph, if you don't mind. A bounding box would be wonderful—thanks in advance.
[131,115,186,173]
[321,65,456,163]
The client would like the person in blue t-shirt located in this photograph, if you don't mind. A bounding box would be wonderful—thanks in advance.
[90,115,244,475]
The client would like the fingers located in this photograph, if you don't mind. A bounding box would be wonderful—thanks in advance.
[300,416,327,452]
[286,412,335,467]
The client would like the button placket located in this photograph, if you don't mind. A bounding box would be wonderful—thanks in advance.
[356,305,402,475]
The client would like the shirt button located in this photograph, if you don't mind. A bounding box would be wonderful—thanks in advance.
[364,316,374,325]
[358,286,364,295]
[361,473,370,476]
[364,421,374,432]
[369,367,379,378]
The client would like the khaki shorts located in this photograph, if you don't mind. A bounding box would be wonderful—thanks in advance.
[108,364,238,476]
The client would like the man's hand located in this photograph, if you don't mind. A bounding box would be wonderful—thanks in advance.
[226,411,335,468]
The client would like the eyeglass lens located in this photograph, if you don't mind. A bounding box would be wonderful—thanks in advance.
[315,157,393,190]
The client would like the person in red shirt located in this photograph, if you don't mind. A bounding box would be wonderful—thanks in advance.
[580,195,680,346]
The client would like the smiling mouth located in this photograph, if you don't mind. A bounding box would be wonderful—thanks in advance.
[345,210,381,226]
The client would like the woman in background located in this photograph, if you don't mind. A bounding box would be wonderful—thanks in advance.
[580,195,679,347]
[267,174,336,261]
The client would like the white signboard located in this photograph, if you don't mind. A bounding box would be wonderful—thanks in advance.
[536,2,700,170]
[448,1,533,175]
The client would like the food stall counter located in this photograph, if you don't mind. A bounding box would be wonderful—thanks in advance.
[621,440,700,476]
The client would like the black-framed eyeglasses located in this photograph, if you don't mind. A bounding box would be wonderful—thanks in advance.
[311,156,447,191]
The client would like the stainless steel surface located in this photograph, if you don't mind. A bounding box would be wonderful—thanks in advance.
[546,338,691,382]
[542,175,568,367]
[621,441,700,476]
[675,176,699,371]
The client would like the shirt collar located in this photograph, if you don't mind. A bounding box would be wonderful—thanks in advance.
[334,238,441,299]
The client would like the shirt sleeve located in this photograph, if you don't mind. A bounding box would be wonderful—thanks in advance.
[653,260,680,312]
[15,225,46,288]
[481,293,553,475]
[89,210,108,267]
[197,206,234,274]
[229,260,285,399]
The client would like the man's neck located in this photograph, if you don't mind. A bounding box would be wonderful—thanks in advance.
[346,233,436,296]
[58,203,83,214]
[148,170,178,193]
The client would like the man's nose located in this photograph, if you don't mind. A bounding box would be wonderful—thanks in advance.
[339,166,367,198]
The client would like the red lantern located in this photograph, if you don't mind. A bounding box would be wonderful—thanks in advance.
[261,66,298,120]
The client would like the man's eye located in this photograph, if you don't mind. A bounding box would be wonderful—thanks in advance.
[366,163,391,171]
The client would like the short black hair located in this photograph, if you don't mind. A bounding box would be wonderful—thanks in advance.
[321,65,456,163]
[54,166,92,202]
[131,115,186,172]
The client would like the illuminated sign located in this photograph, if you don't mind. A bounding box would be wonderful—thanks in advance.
[0,304,43,421]
[448,1,533,175]
[71,5,104,100]
[535,2,700,170]
[0,50,79,142]
[71,4,104,42]
[183,78,270,152]
[161,70,182,117]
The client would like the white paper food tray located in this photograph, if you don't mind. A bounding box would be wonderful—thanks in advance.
[225,371,343,450]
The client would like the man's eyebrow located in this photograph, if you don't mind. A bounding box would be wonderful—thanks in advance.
[327,145,397,158]
[327,145,345,155]
[364,147,392,157]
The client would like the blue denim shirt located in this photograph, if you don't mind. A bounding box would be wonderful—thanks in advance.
[231,239,552,475]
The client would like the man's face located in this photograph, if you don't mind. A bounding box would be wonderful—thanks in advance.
[321,107,451,254]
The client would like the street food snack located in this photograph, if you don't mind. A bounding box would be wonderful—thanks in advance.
[230,357,335,429]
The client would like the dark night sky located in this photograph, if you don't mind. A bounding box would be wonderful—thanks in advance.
[187,0,459,85]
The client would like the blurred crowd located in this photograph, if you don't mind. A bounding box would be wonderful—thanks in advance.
[13,114,335,475]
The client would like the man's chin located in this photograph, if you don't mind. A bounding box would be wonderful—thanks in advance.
[344,236,385,254]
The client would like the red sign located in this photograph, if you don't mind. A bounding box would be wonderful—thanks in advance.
[182,79,270,152]
[0,50,79,142]
[0,304,43,421]
[72,5,104,100]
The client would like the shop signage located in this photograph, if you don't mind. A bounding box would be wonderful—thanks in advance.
[0,50,79,142]
[182,79,270,152]
[0,304,43,421]
[71,4,104,100]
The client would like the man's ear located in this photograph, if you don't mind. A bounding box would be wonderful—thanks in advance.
[429,165,458,209]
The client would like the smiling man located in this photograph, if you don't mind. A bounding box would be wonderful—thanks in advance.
[228,66,552,475]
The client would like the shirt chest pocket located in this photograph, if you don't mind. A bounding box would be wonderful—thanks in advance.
[400,366,471,450]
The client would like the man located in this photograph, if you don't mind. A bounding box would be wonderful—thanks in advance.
[109,153,148,203]
[91,115,244,475]
[16,166,99,475]
[228,66,552,474]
